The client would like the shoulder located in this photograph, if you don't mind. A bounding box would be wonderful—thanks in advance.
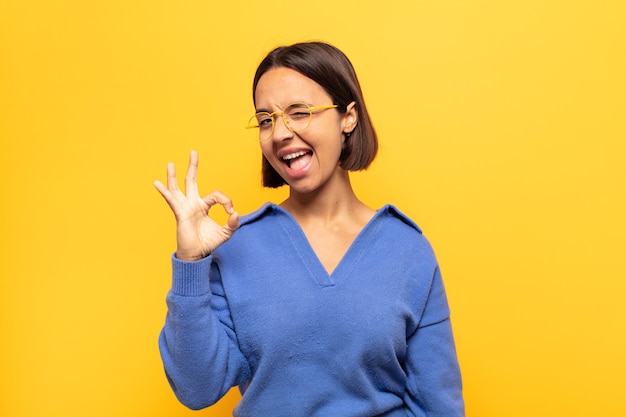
[238,203,278,225]
[211,203,281,260]
[374,204,437,257]
[215,203,286,249]
[236,203,287,231]
[376,204,423,234]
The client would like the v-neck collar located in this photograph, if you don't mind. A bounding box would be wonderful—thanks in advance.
[238,203,423,287]
[273,204,384,287]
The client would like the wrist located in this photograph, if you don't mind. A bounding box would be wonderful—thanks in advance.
[174,251,207,262]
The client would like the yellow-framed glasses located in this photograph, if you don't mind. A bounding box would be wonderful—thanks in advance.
[246,102,338,142]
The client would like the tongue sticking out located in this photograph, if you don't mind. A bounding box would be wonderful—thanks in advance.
[286,152,312,170]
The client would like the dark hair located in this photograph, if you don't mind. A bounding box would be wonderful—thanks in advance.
[252,41,378,188]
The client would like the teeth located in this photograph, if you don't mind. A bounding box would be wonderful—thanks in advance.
[282,151,308,161]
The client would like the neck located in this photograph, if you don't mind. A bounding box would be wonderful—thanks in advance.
[280,171,365,223]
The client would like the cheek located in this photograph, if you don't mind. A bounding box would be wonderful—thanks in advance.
[327,131,346,157]
[259,142,283,170]
[259,141,273,159]
[311,123,344,148]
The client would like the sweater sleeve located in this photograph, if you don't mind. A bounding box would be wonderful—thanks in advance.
[158,254,250,410]
[403,266,465,417]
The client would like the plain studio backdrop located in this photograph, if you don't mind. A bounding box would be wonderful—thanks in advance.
[1,1,625,416]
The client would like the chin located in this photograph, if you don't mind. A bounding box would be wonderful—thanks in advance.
[285,178,320,195]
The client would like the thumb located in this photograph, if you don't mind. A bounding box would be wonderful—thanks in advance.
[225,211,240,234]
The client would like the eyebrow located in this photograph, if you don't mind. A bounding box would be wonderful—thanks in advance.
[255,102,312,114]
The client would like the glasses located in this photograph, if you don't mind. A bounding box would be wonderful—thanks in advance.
[246,102,338,141]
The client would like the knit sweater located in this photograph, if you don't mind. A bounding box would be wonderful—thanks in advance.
[159,203,465,416]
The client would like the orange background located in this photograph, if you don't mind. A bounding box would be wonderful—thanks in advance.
[1,1,625,416]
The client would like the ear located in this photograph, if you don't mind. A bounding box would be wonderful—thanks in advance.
[342,101,358,135]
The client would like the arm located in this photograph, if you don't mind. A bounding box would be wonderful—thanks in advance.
[404,266,465,417]
[158,256,250,409]
[154,151,247,408]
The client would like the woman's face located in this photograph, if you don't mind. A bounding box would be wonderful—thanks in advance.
[254,66,357,194]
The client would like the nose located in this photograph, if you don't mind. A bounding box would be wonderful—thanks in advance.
[271,114,294,141]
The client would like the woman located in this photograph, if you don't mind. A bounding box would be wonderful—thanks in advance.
[154,41,465,417]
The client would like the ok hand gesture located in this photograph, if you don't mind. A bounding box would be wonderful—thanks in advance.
[154,150,240,261]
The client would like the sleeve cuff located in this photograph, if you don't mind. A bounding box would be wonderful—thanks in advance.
[170,253,212,296]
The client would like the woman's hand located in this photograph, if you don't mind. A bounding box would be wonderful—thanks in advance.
[153,150,240,261]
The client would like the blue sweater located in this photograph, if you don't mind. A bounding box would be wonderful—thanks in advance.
[159,204,465,416]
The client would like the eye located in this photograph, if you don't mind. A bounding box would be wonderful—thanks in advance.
[285,104,311,120]
[256,113,273,128]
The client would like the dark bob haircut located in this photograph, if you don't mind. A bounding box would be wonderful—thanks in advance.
[252,41,378,188]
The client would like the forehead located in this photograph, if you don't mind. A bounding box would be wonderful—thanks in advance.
[254,67,331,108]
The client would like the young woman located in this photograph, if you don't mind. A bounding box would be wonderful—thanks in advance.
[154,41,465,417]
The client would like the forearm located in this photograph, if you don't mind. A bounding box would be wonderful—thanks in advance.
[159,255,249,409]
[403,266,465,416]
[403,317,465,416]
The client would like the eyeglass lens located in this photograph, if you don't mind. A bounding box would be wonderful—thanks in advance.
[252,103,313,141]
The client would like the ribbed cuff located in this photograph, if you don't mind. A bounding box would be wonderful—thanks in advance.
[170,253,212,296]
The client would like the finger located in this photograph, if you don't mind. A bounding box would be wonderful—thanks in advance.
[153,180,175,209]
[166,162,179,192]
[202,190,235,213]
[185,150,199,196]
[225,211,240,232]
[153,180,167,196]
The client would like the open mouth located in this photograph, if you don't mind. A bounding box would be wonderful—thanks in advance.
[282,150,313,169]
